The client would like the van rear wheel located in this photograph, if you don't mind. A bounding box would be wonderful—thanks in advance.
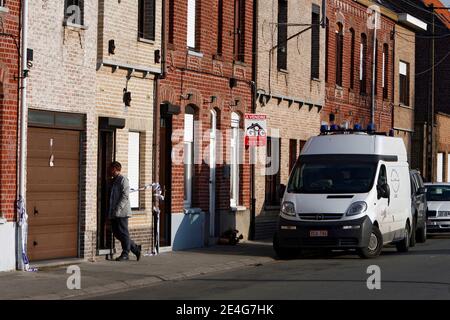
[416,224,427,243]
[357,225,383,259]
[410,219,417,247]
[396,224,410,253]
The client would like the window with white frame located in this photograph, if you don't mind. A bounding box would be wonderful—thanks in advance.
[128,131,141,209]
[399,61,410,106]
[187,0,197,49]
[230,112,240,208]
[437,153,444,183]
[184,106,195,208]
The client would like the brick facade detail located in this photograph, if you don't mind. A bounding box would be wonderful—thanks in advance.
[0,1,20,221]
[323,0,395,132]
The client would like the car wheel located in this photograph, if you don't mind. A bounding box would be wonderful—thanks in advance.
[396,223,410,253]
[357,225,383,259]
[416,223,427,243]
[410,218,417,247]
[273,233,298,260]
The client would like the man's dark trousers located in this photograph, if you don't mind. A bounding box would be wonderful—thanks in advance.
[112,217,139,258]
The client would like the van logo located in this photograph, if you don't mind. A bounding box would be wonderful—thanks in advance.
[391,169,400,193]
[316,214,324,220]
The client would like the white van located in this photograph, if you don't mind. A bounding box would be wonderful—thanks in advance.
[273,130,413,259]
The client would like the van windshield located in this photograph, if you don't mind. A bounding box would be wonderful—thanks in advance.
[287,159,377,194]
[426,185,450,202]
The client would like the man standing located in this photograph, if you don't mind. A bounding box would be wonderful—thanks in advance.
[109,161,142,261]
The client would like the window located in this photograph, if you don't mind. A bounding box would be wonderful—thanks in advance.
[0,0,6,8]
[335,23,344,86]
[64,0,84,26]
[360,33,367,94]
[311,5,320,79]
[374,40,378,95]
[377,164,387,186]
[289,139,297,174]
[138,0,156,41]
[128,132,141,209]
[234,0,245,62]
[265,137,281,206]
[399,61,410,106]
[168,0,175,44]
[350,28,355,89]
[187,0,197,49]
[277,0,288,70]
[217,0,224,55]
[382,44,389,99]
[437,153,444,183]
[230,112,241,207]
[184,106,196,208]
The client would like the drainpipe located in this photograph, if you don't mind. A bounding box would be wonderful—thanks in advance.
[249,0,258,241]
[371,10,378,126]
[17,0,29,271]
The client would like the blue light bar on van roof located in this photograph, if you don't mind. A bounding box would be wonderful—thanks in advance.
[367,123,376,133]
[330,124,339,131]
[353,124,362,131]
[320,125,329,134]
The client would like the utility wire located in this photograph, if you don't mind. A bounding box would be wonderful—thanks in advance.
[415,50,450,76]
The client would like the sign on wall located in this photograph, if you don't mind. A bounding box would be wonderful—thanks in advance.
[245,114,267,147]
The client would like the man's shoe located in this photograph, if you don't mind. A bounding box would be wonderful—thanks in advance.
[115,255,129,261]
[136,245,142,261]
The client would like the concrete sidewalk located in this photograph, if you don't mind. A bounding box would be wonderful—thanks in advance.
[0,241,276,300]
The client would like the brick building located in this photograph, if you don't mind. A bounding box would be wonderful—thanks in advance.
[96,0,162,256]
[0,0,20,271]
[25,0,98,261]
[386,0,450,182]
[157,0,254,248]
[253,0,325,239]
[323,0,395,133]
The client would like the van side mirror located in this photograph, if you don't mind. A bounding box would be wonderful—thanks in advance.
[417,187,426,195]
[377,183,390,200]
[277,184,286,199]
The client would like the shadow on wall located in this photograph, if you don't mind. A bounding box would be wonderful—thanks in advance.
[171,211,205,251]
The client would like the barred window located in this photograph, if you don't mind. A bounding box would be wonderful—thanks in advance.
[139,0,156,41]
[64,0,84,26]
[277,0,288,70]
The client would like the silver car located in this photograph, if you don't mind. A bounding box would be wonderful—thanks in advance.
[425,183,450,234]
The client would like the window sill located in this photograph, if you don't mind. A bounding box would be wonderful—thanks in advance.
[188,49,204,58]
[213,54,223,61]
[277,68,288,74]
[184,207,203,215]
[399,103,413,109]
[0,6,9,14]
[63,21,88,30]
[231,206,247,212]
[233,60,247,67]
[335,85,343,90]
[138,37,156,45]
[311,77,321,83]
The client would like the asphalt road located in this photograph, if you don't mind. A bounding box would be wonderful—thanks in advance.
[89,235,450,300]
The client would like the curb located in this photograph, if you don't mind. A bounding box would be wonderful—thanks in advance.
[25,256,275,300]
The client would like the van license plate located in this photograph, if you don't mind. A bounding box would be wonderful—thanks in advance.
[310,230,328,237]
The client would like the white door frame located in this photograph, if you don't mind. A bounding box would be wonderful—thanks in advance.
[209,110,217,237]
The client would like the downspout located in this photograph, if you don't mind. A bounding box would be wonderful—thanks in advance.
[17,0,29,271]
[249,0,258,241]
[371,10,378,126]
[151,0,166,253]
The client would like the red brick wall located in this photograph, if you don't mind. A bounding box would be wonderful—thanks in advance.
[323,0,394,132]
[0,1,20,221]
[158,0,253,215]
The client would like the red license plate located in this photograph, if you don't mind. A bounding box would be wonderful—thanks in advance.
[310,230,328,237]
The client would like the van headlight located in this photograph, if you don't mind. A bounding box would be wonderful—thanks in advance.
[346,201,368,216]
[281,201,296,217]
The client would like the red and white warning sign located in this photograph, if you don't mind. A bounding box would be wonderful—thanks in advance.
[244,114,267,147]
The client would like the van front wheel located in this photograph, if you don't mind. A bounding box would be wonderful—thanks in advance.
[396,224,410,253]
[357,226,383,259]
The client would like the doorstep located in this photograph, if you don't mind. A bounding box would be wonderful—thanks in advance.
[31,258,85,270]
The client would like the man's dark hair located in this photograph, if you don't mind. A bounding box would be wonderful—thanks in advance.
[110,161,122,171]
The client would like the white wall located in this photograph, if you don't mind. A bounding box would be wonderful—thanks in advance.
[0,221,16,272]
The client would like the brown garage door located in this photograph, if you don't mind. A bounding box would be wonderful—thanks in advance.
[27,127,80,261]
